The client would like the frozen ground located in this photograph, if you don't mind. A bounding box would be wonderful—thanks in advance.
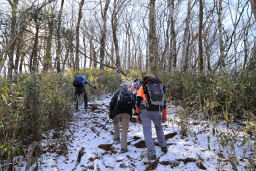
[16,94,255,171]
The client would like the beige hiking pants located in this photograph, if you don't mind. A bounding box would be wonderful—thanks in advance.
[113,113,130,150]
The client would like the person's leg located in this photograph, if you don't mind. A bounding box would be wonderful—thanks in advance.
[151,111,167,148]
[141,110,156,156]
[120,113,130,150]
[83,88,88,109]
[75,88,79,110]
[113,115,121,142]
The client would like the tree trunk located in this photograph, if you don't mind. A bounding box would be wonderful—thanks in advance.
[8,0,19,79]
[30,19,40,73]
[148,0,159,73]
[83,32,87,68]
[249,0,256,19]
[56,0,64,73]
[15,24,26,78]
[248,0,256,70]
[218,0,225,71]
[111,0,121,80]
[43,8,54,72]
[168,0,177,72]
[99,0,110,75]
[75,0,85,73]
[182,0,191,72]
[243,28,248,70]
[198,0,204,72]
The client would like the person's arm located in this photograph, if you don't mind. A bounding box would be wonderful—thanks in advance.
[87,81,96,89]
[162,85,167,123]
[109,91,118,112]
[136,86,144,108]
[163,86,166,109]
[130,82,137,93]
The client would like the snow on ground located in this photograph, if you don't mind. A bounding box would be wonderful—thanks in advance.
[17,94,255,171]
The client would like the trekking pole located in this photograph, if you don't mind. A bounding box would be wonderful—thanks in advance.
[94,118,111,138]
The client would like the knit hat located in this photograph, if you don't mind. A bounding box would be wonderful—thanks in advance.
[120,83,129,88]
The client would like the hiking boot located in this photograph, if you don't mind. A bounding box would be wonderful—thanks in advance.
[150,154,156,160]
[161,146,168,153]
[113,138,120,144]
[120,149,128,153]
[148,152,156,160]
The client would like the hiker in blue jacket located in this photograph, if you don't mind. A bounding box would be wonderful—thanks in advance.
[73,74,96,110]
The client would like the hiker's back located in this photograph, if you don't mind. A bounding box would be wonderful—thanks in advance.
[117,89,134,111]
[73,76,84,87]
[144,77,165,111]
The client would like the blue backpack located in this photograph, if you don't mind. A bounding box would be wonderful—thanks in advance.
[73,76,84,87]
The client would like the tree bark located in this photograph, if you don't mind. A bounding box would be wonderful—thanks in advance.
[99,0,110,75]
[249,0,256,19]
[218,0,225,71]
[168,0,177,72]
[30,11,40,73]
[248,0,256,70]
[75,0,85,73]
[111,0,122,80]
[148,0,159,73]
[198,0,204,72]
[182,0,191,72]
[43,7,54,72]
[8,0,19,79]
[56,0,64,73]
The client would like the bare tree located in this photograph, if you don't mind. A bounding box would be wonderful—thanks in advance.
[248,0,256,70]
[249,0,256,19]
[30,8,42,72]
[181,0,191,72]
[217,0,225,71]
[75,0,85,72]
[7,0,19,79]
[99,0,111,76]
[148,0,159,73]
[111,0,126,79]
[168,0,177,72]
[198,0,204,72]
[56,0,64,73]
[43,6,54,72]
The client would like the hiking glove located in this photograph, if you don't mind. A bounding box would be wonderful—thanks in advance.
[136,115,142,124]
[135,107,140,115]
[161,115,167,123]
[162,108,167,115]
[162,108,167,123]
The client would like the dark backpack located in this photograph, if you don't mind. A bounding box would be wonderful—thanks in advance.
[73,76,83,87]
[117,89,134,110]
[144,77,165,111]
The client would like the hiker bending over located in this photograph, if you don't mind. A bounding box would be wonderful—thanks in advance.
[109,83,135,153]
[136,74,168,160]
[73,74,96,110]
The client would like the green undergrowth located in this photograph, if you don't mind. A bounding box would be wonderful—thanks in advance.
[0,68,123,166]
[1,68,255,169]
[159,70,256,120]
[0,72,73,165]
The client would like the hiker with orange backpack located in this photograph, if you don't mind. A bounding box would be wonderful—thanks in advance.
[135,74,168,160]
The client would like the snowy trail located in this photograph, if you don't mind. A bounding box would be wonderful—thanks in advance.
[21,94,255,171]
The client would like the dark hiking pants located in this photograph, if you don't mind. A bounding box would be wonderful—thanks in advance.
[75,86,88,109]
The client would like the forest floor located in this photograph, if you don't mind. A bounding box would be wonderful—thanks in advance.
[15,94,255,171]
